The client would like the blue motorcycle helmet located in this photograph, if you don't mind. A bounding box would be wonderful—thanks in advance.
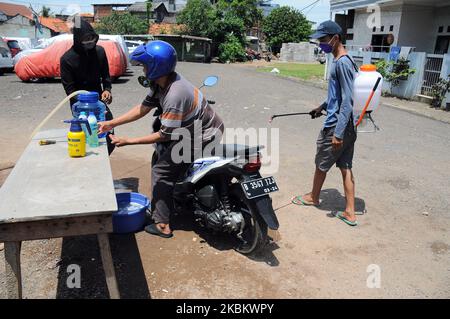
[130,40,177,81]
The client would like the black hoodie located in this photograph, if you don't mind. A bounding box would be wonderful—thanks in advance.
[60,17,112,105]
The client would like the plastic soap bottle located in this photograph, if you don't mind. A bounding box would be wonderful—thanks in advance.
[78,111,89,138]
[88,111,99,148]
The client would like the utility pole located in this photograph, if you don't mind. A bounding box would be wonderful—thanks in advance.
[146,0,153,28]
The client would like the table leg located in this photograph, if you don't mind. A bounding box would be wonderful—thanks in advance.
[97,233,120,299]
[4,241,22,299]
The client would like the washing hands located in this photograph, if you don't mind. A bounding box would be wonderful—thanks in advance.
[98,121,129,147]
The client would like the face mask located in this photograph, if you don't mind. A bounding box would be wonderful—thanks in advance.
[138,76,157,95]
[319,36,336,54]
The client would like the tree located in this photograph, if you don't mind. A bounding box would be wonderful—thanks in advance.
[176,0,216,38]
[375,58,416,95]
[146,0,153,27]
[217,0,263,29]
[95,12,148,35]
[41,5,51,18]
[262,6,312,53]
[177,0,248,62]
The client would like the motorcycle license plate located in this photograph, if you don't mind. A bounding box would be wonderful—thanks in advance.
[241,176,279,199]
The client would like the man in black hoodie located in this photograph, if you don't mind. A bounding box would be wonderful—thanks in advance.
[60,17,115,154]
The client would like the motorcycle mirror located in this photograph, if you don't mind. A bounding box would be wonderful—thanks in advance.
[203,76,218,87]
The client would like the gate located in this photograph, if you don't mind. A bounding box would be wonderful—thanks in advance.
[421,54,444,97]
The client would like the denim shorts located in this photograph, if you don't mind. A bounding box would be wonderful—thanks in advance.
[315,124,357,172]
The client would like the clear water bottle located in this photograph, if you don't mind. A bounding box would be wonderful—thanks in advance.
[78,111,89,139]
[72,92,107,138]
[88,112,99,148]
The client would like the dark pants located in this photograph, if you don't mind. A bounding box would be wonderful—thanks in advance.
[315,121,357,172]
[105,105,115,155]
[150,142,190,224]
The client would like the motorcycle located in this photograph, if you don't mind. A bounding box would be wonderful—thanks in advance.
[139,75,280,255]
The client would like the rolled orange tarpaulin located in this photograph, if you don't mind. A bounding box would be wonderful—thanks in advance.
[14,39,127,81]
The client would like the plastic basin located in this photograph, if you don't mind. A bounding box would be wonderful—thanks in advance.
[113,192,150,234]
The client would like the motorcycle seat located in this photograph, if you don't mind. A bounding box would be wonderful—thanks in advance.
[220,144,263,157]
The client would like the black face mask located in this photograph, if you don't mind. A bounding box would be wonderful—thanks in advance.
[82,42,96,51]
[138,76,158,95]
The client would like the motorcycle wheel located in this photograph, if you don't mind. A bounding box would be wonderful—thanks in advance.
[231,189,268,255]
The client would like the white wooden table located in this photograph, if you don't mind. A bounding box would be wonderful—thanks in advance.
[0,129,119,299]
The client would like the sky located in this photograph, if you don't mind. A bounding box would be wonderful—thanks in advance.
[3,0,330,25]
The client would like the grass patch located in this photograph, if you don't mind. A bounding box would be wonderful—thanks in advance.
[258,63,325,81]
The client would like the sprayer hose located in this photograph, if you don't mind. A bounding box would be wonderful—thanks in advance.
[30,90,90,139]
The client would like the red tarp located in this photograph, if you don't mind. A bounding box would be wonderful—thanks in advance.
[15,39,127,81]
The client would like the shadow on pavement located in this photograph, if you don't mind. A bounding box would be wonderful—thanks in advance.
[56,234,151,299]
[171,211,280,266]
[56,177,150,299]
[318,188,366,216]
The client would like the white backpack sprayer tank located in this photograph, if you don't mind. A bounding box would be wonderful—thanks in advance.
[353,64,383,132]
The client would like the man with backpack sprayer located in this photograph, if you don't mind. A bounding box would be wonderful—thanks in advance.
[291,21,360,226]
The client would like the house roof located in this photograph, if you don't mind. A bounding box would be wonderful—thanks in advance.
[39,16,69,33]
[0,1,32,19]
[128,1,184,14]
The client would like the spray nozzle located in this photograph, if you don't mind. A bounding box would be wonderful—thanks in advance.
[64,119,92,136]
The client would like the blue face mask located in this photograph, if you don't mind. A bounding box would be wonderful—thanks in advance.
[319,43,332,53]
[319,36,336,54]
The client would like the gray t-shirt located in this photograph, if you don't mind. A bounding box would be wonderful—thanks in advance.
[142,73,224,141]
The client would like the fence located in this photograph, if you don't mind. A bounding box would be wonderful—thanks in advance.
[421,54,444,97]
[325,50,450,102]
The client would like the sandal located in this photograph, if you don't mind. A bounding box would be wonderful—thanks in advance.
[336,211,358,227]
[144,223,173,238]
[291,195,319,206]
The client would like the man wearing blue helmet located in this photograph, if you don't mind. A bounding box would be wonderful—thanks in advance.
[99,40,224,238]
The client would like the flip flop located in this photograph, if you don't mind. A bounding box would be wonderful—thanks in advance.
[291,195,318,206]
[144,224,173,238]
[336,211,358,226]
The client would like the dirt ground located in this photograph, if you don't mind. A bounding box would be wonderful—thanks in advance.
[0,63,449,299]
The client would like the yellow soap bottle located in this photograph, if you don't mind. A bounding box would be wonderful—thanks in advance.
[64,119,91,158]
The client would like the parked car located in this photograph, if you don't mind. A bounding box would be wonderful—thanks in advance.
[13,34,129,66]
[0,37,13,75]
[14,39,128,82]
[125,40,144,55]
[5,39,21,58]
[13,34,71,66]
[6,37,35,51]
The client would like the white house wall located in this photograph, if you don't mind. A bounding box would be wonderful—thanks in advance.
[397,5,435,52]
[347,4,402,48]
[344,3,450,53]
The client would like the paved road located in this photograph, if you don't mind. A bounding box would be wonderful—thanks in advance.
[0,63,449,298]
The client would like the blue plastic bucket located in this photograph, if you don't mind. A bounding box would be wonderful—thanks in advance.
[113,192,150,234]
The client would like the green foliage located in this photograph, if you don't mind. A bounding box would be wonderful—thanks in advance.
[95,12,148,35]
[375,57,416,93]
[178,0,248,62]
[217,0,263,29]
[145,0,153,27]
[431,76,450,108]
[219,34,246,63]
[258,63,325,80]
[176,0,216,38]
[209,10,246,45]
[262,6,312,53]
